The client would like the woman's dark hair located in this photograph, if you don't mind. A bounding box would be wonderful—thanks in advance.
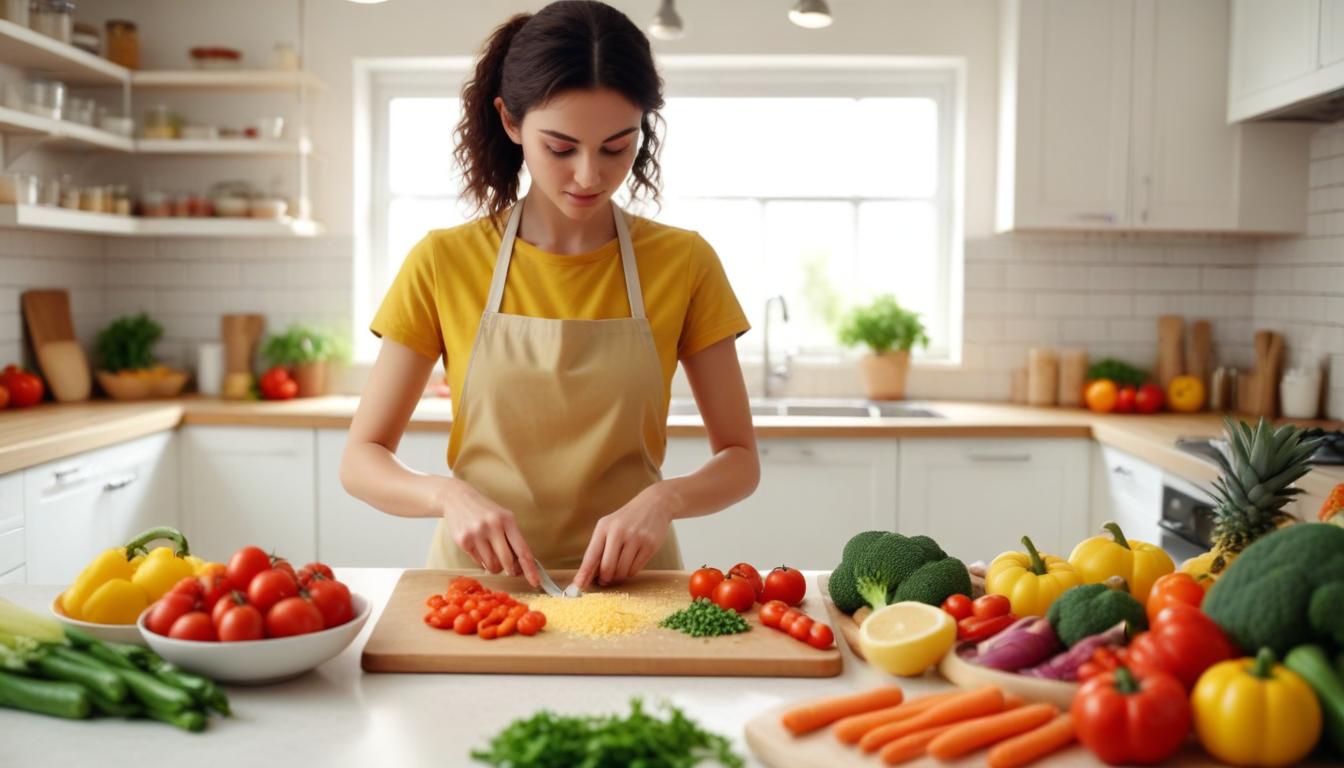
[454,0,664,221]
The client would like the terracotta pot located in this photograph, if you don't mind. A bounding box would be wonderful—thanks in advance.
[858,350,911,400]
[293,361,327,398]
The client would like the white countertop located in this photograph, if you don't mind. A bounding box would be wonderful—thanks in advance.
[0,568,944,768]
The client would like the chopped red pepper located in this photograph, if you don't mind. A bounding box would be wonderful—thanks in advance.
[957,612,1018,641]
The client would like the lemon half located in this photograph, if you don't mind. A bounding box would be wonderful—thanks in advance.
[858,601,956,677]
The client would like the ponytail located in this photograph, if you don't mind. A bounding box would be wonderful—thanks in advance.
[454,13,531,224]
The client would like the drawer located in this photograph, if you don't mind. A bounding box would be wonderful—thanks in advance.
[1101,446,1163,509]
[0,526,23,575]
[0,565,24,584]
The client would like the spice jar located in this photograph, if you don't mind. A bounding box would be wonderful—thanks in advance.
[29,0,73,44]
[105,20,138,70]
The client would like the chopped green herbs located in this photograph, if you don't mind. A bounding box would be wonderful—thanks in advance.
[659,598,750,638]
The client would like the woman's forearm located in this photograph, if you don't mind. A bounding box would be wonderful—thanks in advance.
[660,444,760,521]
[339,440,454,520]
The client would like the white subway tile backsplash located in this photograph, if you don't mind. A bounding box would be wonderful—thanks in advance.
[1034,293,1088,316]
[1088,265,1137,291]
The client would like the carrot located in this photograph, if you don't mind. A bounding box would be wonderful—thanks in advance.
[927,703,1059,761]
[832,690,961,744]
[859,686,1005,753]
[878,722,959,765]
[987,713,1076,768]
[780,685,904,736]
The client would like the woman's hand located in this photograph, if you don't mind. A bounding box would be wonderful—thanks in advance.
[572,481,681,590]
[436,478,540,588]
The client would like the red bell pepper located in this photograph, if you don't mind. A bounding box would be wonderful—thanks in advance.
[1145,571,1206,623]
[1072,665,1191,765]
[1125,602,1235,691]
[957,613,1017,642]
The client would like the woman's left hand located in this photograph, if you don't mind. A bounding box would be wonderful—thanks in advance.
[572,481,681,590]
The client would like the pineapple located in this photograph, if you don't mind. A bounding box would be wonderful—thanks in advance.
[1205,417,1321,575]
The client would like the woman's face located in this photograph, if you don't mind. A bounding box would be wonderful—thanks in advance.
[497,88,642,222]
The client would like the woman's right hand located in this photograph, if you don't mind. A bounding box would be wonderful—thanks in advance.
[435,478,540,588]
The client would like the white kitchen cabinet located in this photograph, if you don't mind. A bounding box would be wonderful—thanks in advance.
[663,437,899,570]
[179,426,315,564]
[23,431,178,585]
[0,566,24,584]
[999,0,1312,234]
[0,472,22,577]
[1090,445,1163,545]
[898,439,1091,563]
[1229,0,1344,120]
[315,429,445,567]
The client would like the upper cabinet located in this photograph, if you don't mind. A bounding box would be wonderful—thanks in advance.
[998,0,1315,234]
[1228,0,1344,121]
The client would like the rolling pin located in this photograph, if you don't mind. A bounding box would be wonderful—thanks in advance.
[1156,315,1185,389]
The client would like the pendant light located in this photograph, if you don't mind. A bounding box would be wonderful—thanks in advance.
[648,0,685,40]
[789,0,833,29]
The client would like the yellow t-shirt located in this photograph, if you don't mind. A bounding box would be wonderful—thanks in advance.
[370,213,751,466]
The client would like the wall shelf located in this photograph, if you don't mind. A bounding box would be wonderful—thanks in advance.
[0,19,128,85]
[130,70,326,92]
[0,106,134,152]
[135,137,313,155]
[0,204,322,237]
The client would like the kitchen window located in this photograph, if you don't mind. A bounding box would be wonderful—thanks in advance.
[357,58,963,363]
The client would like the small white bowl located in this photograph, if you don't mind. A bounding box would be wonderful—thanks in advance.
[213,196,249,217]
[50,592,148,646]
[137,594,371,685]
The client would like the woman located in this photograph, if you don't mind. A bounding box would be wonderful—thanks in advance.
[341,1,759,592]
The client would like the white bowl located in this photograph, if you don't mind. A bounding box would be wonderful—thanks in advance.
[50,593,148,646]
[137,594,371,685]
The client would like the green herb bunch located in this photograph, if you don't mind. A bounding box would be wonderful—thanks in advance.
[837,294,929,354]
[95,313,163,372]
[260,324,348,367]
[470,698,744,768]
[1086,358,1148,387]
[659,598,750,638]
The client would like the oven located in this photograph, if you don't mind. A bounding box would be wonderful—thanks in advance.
[1159,472,1216,563]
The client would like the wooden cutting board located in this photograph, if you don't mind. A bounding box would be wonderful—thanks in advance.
[360,569,843,677]
[21,289,77,348]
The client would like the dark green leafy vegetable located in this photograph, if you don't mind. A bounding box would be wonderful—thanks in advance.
[1086,358,1148,387]
[660,598,750,638]
[95,313,163,372]
[470,698,744,768]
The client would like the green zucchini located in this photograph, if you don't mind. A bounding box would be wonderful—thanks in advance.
[0,669,91,720]
[1285,644,1344,755]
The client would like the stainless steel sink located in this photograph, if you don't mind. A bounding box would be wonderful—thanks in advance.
[667,399,942,419]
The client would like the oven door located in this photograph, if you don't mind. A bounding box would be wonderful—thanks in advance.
[1159,479,1216,563]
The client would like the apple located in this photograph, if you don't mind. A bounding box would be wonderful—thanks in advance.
[1135,383,1165,414]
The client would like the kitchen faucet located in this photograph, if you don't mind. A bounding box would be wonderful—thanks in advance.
[762,295,792,399]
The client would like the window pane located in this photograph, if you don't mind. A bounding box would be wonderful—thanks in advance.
[855,99,938,198]
[389,98,462,196]
[761,200,856,353]
[658,197,764,333]
[858,201,940,348]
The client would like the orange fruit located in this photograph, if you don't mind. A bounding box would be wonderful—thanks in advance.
[1085,379,1119,413]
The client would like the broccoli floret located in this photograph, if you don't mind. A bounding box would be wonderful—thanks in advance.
[909,535,947,561]
[843,530,887,562]
[1046,583,1148,647]
[1204,523,1344,656]
[828,562,865,614]
[852,534,926,610]
[893,556,972,606]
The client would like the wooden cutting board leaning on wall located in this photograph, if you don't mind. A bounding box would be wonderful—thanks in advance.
[21,289,90,402]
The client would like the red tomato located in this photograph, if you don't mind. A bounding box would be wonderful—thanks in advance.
[168,611,217,641]
[806,622,835,650]
[712,576,755,613]
[687,566,725,601]
[217,604,264,642]
[269,556,297,582]
[941,594,974,621]
[212,590,248,628]
[758,600,789,629]
[247,568,298,614]
[258,366,294,400]
[196,568,234,611]
[0,383,8,409]
[971,594,1011,620]
[453,612,478,635]
[168,575,203,603]
[307,578,354,628]
[146,593,196,636]
[0,368,43,407]
[760,566,806,606]
[777,608,803,633]
[1145,572,1206,623]
[787,615,815,642]
[1114,386,1137,414]
[226,546,271,592]
[517,612,544,636]
[1135,383,1165,414]
[727,563,763,599]
[265,596,324,638]
[298,562,335,587]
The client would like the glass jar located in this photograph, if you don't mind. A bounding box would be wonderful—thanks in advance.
[25,78,65,119]
[29,0,73,44]
[78,184,104,213]
[105,20,138,70]
[60,183,79,209]
[142,104,177,139]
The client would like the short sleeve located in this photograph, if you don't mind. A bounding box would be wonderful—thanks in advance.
[369,235,446,362]
[678,234,751,359]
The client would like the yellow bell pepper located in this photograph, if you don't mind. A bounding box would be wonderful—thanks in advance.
[985,536,1083,617]
[1192,648,1322,767]
[59,526,198,625]
[130,546,195,601]
[1180,550,1221,586]
[1067,521,1174,604]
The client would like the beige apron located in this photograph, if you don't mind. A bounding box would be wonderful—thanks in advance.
[426,199,683,571]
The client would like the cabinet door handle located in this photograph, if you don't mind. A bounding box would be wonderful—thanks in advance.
[53,466,84,481]
[1070,213,1115,223]
[1112,466,1133,476]
[760,446,815,460]
[967,452,1031,463]
[102,473,138,492]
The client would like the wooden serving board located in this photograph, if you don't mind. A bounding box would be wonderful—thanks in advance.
[360,569,842,677]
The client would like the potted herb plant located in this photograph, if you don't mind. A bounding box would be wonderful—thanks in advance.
[94,313,186,399]
[260,324,347,398]
[837,294,929,401]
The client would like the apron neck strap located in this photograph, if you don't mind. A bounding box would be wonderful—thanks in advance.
[485,199,646,319]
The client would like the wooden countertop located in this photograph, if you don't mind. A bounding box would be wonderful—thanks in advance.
[3,397,1341,508]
